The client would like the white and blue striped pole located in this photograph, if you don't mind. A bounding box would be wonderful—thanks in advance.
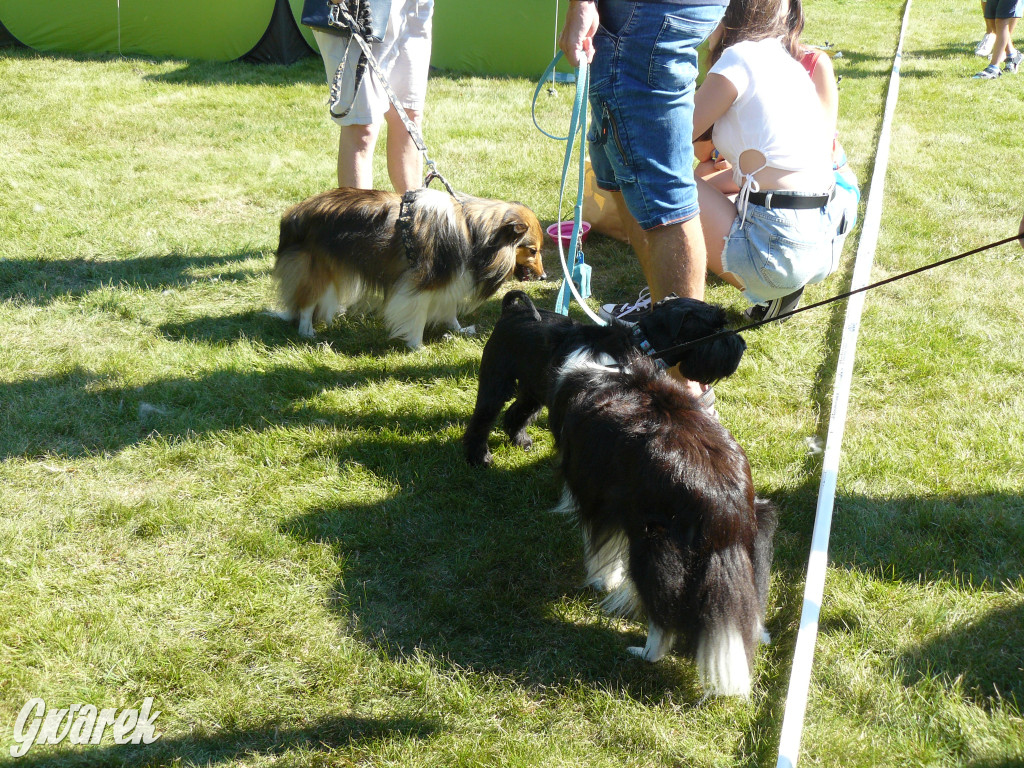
[775,2,914,766]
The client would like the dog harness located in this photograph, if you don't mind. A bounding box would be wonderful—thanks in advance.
[397,191,418,265]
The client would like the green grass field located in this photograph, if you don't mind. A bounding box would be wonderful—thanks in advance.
[1,0,1022,765]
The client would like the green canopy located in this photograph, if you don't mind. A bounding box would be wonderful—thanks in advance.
[0,0,279,61]
[0,0,566,75]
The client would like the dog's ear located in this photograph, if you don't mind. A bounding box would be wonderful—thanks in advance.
[500,210,529,240]
[637,295,746,383]
[675,332,746,383]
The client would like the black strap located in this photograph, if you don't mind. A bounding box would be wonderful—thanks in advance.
[326,1,372,119]
[397,191,418,264]
[746,188,835,210]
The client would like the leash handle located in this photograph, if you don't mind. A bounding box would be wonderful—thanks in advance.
[535,53,607,323]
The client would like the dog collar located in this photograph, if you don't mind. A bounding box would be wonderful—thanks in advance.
[630,325,668,370]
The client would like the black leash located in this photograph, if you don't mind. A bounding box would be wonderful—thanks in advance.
[655,233,1022,357]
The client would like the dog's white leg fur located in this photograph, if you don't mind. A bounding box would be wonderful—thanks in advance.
[584,530,629,594]
[316,283,341,325]
[383,279,431,349]
[297,306,316,338]
[627,621,676,663]
[695,625,752,698]
[551,485,578,517]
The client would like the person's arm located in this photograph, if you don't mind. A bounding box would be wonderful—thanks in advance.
[692,73,738,142]
[558,0,600,67]
[808,51,839,139]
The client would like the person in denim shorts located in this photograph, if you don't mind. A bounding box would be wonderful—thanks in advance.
[692,0,842,321]
[559,0,727,400]
[972,0,1023,78]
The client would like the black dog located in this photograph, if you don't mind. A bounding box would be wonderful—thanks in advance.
[463,290,744,467]
[463,291,775,697]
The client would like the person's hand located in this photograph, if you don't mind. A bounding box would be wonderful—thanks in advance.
[558,1,600,67]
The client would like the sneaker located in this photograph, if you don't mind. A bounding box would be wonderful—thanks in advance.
[974,33,996,57]
[973,64,1002,79]
[599,287,652,326]
[744,287,804,323]
[1005,50,1023,74]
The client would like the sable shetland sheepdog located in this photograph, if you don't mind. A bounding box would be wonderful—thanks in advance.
[273,187,545,348]
[464,292,776,698]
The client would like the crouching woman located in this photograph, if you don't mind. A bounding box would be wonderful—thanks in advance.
[694,0,850,321]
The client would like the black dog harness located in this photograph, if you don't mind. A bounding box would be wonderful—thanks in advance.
[397,190,419,266]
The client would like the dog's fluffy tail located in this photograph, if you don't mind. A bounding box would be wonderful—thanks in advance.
[501,290,542,321]
[694,544,761,698]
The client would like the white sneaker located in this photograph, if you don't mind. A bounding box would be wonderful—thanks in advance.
[974,33,996,57]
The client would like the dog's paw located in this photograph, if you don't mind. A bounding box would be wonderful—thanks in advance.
[465,447,493,467]
[510,433,533,451]
[459,324,477,336]
[297,324,316,338]
[626,645,664,663]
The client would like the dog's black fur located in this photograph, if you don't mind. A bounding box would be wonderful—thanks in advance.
[463,291,775,697]
[463,290,745,467]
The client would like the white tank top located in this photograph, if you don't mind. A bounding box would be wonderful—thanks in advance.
[709,38,833,224]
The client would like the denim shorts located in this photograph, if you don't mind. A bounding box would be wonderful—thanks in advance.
[721,197,847,306]
[587,1,725,230]
[984,0,1023,19]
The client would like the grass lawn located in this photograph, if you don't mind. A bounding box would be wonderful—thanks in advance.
[1,0,1022,765]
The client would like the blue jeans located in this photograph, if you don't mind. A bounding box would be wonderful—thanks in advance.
[587,1,725,230]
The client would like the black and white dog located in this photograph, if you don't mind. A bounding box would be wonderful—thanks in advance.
[463,291,776,697]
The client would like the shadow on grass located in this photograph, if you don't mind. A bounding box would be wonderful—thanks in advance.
[7,713,439,768]
[0,356,479,460]
[0,251,265,306]
[281,437,705,703]
[901,600,1024,714]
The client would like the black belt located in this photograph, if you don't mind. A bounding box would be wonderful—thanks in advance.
[746,187,835,210]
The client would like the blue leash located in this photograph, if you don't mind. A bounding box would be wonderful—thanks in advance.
[532,53,605,324]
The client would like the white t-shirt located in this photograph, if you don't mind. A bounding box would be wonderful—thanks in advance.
[709,38,833,193]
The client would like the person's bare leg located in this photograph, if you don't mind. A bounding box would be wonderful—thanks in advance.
[697,177,744,290]
[384,106,423,194]
[989,18,1013,66]
[337,122,380,189]
[607,191,709,396]
[608,191,705,301]
[1006,18,1018,56]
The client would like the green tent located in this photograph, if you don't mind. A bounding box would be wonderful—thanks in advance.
[0,0,565,76]
[0,0,311,62]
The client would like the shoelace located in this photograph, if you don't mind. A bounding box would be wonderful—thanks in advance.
[617,288,651,316]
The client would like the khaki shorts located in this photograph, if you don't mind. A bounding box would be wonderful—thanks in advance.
[313,0,433,127]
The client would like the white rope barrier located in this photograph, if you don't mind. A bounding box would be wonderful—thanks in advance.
[774,2,914,766]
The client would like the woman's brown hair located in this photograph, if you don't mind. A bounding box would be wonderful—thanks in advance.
[707,0,805,67]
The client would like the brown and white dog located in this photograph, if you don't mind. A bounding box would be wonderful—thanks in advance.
[273,187,545,348]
